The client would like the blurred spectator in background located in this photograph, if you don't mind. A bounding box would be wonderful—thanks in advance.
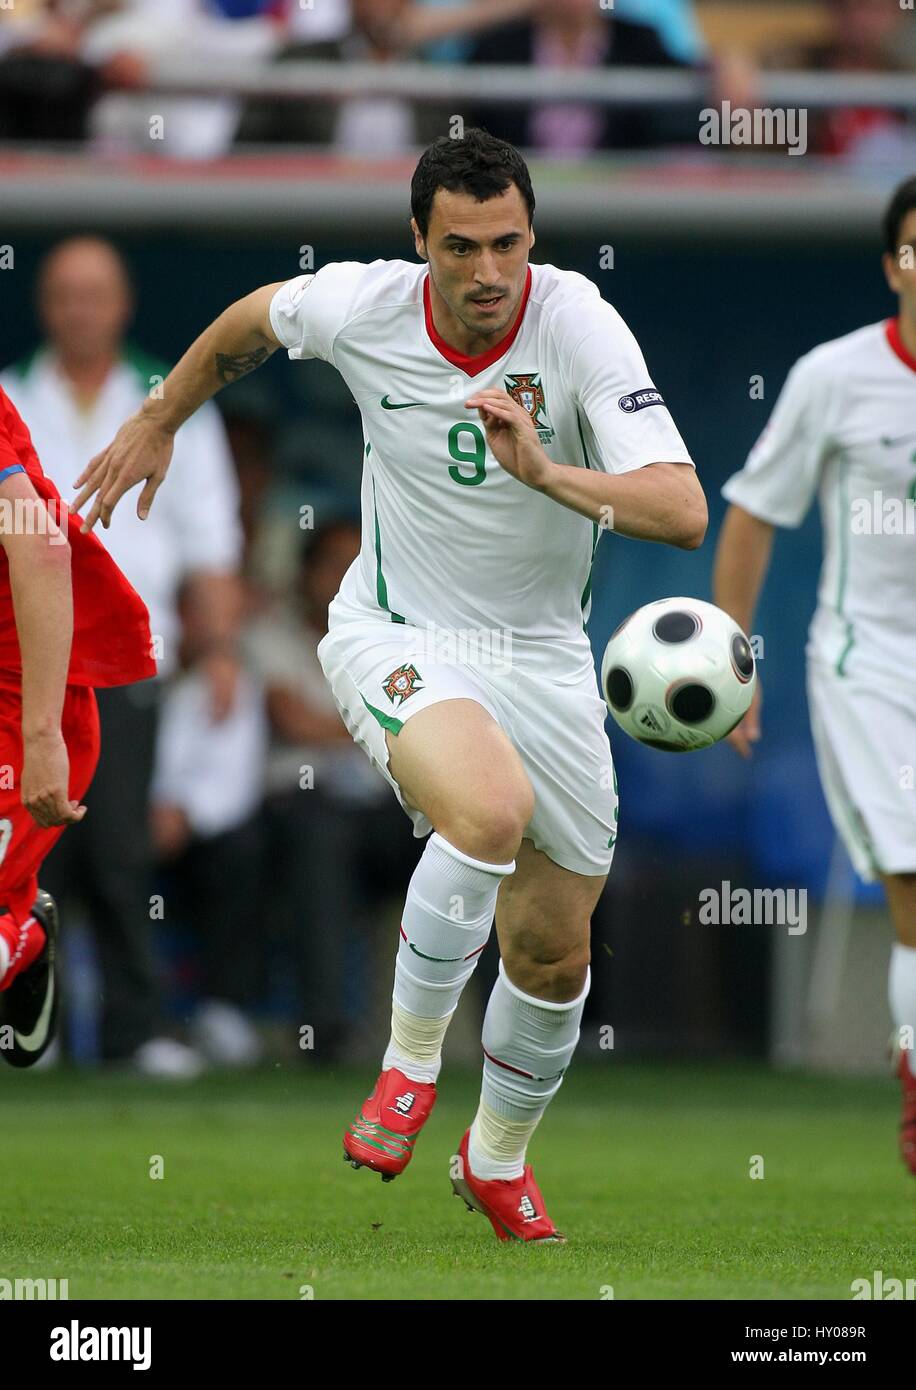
[613,0,706,65]
[334,0,539,154]
[246,517,420,1063]
[151,580,267,1068]
[241,0,537,152]
[415,0,475,64]
[470,0,690,155]
[0,1,126,142]
[761,0,916,161]
[0,236,243,1077]
[0,0,280,154]
[81,0,281,157]
[276,0,351,45]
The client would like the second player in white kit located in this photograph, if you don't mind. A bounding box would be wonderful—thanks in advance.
[715,175,916,1176]
[721,317,916,880]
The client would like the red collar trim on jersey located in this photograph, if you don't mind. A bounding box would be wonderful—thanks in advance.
[885,317,916,374]
[423,267,532,377]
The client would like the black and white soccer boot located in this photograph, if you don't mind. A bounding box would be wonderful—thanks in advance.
[0,889,59,1069]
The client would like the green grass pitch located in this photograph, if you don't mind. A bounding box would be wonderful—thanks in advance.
[1,1061,911,1300]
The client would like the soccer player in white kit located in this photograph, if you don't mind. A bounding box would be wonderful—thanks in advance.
[714,176,916,1177]
[74,131,707,1242]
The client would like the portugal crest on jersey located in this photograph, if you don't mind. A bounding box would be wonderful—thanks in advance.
[383,663,424,706]
[504,373,555,444]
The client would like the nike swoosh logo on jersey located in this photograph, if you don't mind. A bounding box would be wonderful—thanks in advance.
[14,969,54,1053]
[880,431,916,447]
[380,396,424,410]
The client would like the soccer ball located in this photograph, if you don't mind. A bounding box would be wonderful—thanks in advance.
[600,597,756,752]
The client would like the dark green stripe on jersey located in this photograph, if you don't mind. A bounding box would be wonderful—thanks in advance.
[576,414,601,612]
[368,452,406,624]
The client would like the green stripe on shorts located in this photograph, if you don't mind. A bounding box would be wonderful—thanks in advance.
[361,695,403,736]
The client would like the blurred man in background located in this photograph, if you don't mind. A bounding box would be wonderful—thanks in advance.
[0,235,243,1077]
[0,1,121,143]
[151,578,267,1068]
[0,0,282,155]
[81,0,281,157]
[612,0,706,65]
[470,0,690,154]
[247,516,419,1063]
[243,0,537,152]
[755,0,916,162]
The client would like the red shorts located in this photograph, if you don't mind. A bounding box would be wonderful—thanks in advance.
[0,683,100,928]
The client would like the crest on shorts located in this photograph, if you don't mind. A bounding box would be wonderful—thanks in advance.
[504,373,555,444]
[383,663,424,707]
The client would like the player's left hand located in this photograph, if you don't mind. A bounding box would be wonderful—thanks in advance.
[21,731,87,828]
[465,389,554,491]
[71,407,175,532]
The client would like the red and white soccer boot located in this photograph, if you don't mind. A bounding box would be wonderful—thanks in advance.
[898,1050,916,1176]
[451,1129,566,1243]
[343,1067,437,1181]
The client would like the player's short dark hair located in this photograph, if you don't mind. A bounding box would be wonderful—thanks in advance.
[883,175,916,254]
[410,128,535,239]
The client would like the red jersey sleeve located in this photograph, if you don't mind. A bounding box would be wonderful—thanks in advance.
[0,387,157,689]
[0,419,27,482]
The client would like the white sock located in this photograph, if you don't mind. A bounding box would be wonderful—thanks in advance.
[0,933,9,985]
[469,960,590,1180]
[889,942,916,1079]
[382,832,515,1084]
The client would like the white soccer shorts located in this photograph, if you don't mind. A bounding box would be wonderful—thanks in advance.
[807,658,916,882]
[317,614,618,878]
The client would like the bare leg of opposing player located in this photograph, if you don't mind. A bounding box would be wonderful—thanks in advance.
[884,872,916,1174]
[343,698,603,1239]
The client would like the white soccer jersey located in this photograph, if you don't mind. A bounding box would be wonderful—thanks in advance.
[270,259,693,680]
[722,320,916,688]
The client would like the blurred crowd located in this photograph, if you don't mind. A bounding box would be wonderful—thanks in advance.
[0,0,914,160]
[0,234,427,1076]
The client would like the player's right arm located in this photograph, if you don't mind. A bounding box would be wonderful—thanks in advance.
[713,353,831,758]
[712,506,772,758]
[72,282,286,532]
[0,469,85,827]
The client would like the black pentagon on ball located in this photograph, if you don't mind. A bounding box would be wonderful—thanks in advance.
[652,610,699,644]
[668,681,715,725]
[605,666,634,711]
[731,632,755,681]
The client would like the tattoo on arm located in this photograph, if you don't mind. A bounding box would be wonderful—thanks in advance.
[215,347,269,384]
